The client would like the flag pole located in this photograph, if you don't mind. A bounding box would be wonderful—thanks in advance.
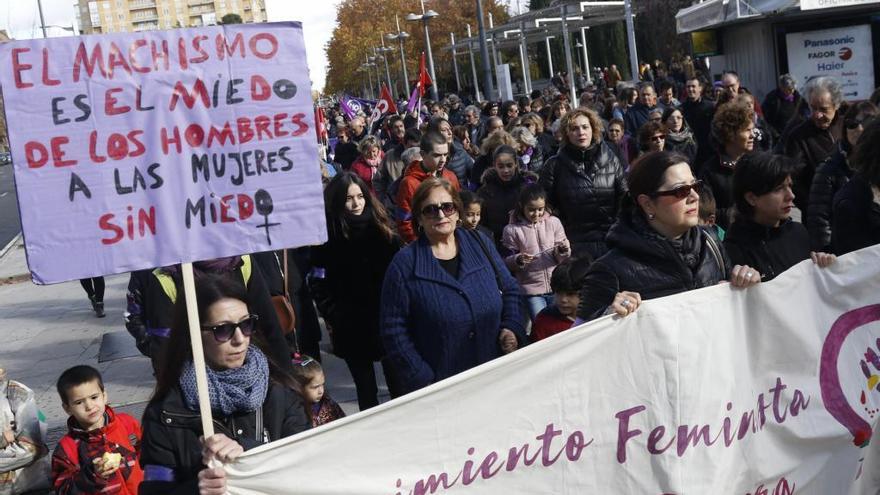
[181,263,215,439]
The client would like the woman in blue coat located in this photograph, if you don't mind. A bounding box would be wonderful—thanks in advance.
[380,178,526,394]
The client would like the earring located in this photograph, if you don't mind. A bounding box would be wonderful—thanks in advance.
[647,213,656,220]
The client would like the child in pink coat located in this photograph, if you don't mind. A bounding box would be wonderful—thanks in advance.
[502,184,571,320]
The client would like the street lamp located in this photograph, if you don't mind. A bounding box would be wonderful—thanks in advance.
[41,24,78,36]
[406,0,439,101]
[386,15,411,98]
[575,41,584,72]
[368,55,384,96]
[376,37,396,99]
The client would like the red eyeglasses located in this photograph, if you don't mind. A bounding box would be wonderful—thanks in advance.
[652,180,704,199]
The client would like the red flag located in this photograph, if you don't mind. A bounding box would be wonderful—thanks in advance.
[418,52,432,97]
[314,106,328,142]
[380,84,397,114]
[370,84,398,123]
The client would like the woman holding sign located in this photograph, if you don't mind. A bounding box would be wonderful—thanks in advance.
[139,274,309,495]
[577,151,761,322]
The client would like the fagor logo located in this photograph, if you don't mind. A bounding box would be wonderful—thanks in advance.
[839,47,853,61]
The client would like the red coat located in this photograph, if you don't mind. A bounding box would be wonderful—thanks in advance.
[351,153,384,194]
[51,406,143,495]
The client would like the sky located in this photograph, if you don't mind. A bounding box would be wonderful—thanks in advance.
[0,0,343,91]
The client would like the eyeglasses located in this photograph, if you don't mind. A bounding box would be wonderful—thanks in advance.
[652,180,704,199]
[650,134,666,142]
[845,117,874,130]
[420,202,457,218]
[201,314,259,343]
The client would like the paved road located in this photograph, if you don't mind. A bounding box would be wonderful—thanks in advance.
[0,163,21,250]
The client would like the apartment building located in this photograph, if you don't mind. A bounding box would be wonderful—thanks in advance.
[75,0,267,34]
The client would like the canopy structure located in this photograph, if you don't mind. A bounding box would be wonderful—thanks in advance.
[676,0,880,33]
[442,0,644,102]
[676,0,794,34]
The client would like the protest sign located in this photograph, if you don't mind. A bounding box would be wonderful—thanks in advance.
[226,246,880,494]
[0,22,326,284]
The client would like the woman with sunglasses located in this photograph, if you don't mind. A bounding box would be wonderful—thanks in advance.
[723,152,835,282]
[309,172,401,410]
[699,101,755,229]
[380,178,526,395]
[807,101,878,253]
[140,274,309,495]
[637,121,667,155]
[577,151,761,322]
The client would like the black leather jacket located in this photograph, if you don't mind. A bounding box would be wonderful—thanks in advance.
[539,141,627,259]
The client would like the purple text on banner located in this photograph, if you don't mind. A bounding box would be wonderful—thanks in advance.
[0,22,327,284]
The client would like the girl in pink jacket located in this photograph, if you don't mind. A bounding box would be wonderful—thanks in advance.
[502,184,571,319]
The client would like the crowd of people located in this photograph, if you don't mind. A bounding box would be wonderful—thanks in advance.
[17,61,879,495]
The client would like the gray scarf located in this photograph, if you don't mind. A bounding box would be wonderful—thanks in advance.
[180,345,269,416]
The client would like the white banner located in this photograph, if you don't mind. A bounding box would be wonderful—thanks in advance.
[785,25,875,101]
[226,246,880,494]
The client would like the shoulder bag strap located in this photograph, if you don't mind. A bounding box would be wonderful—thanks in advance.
[703,231,727,280]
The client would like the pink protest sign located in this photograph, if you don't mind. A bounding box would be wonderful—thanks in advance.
[0,22,326,284]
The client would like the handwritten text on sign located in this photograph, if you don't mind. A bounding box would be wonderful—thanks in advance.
[0,22,326,284]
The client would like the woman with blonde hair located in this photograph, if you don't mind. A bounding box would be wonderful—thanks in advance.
[350,135,384,194]
[539,107,627,258]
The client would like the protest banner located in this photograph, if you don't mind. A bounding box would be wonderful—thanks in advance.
[0,22,326,284]
[226,246,880,494]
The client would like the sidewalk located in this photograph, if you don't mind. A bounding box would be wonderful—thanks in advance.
[0,237,383,456]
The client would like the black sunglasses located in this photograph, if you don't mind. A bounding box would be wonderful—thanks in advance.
[652,180,704,199]
[420,202,457,219]
[201,314,259,343]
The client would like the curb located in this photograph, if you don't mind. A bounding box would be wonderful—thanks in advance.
[0,232,22,260]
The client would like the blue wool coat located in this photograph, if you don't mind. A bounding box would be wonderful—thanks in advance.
[380,229,526,394]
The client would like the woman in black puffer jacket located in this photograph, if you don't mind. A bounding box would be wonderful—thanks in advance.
[577,151,761,322]
[539,108,627,259]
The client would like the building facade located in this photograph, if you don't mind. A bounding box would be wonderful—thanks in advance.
[75,0,266,34]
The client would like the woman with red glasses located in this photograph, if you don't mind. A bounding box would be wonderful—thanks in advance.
[139,274,309,495]
[380,178,526,395]
[577,151,761,322]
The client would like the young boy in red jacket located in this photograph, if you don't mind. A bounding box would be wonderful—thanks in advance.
[51,365,143,495]
[531,257,592,343]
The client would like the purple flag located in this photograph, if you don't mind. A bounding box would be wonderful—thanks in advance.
[339,95,356,120]
[406,85,420,113]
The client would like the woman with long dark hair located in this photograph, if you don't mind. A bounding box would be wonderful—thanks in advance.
[310,172,401,409]
[139,274,309,495]
[578,151,761,321]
